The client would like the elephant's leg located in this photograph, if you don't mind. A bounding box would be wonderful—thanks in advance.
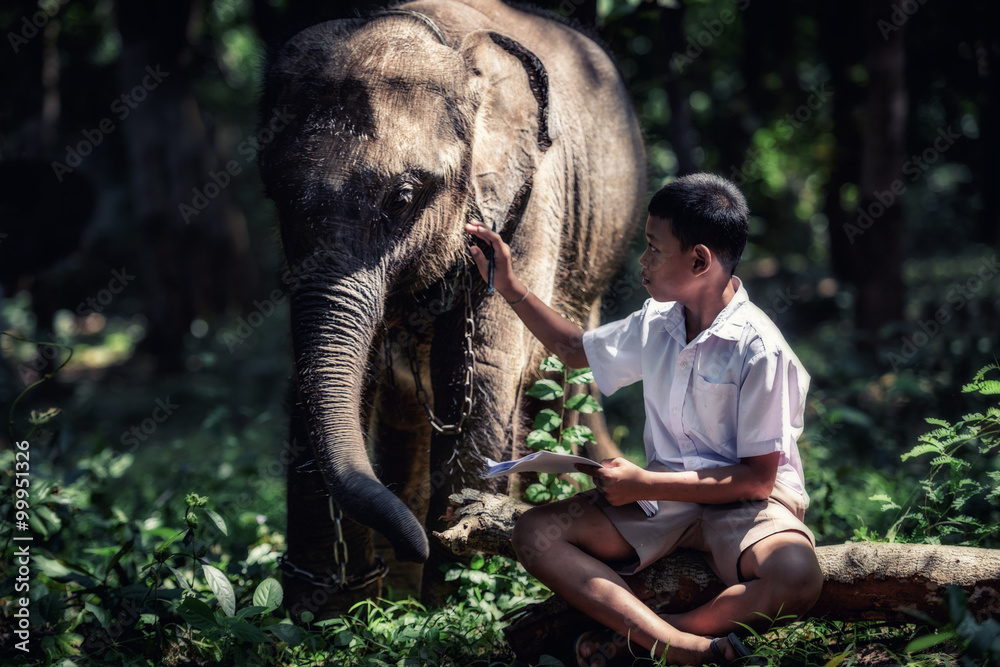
[420,290,531,604]
[370,336,433,599]
[283,382,381,620]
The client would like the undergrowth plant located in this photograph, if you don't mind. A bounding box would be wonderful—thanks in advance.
[523,355,602,503]
[866,362,1000,547]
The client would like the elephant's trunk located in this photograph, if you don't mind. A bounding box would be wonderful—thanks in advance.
[292,265,429,563]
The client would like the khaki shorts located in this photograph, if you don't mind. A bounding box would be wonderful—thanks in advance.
[582,468,815,587]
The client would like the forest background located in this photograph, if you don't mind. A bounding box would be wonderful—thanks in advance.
[1,0,999,664]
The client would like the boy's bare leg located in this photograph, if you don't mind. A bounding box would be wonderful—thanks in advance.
[512,496,746,665]
[660,531,823,636]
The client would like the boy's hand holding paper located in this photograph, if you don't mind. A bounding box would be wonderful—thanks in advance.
[482,451,657,517]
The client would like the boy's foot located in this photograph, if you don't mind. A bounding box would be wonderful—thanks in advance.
[574,629,635,667]
[709,633,766,666]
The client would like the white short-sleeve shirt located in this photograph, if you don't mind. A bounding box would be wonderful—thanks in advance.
[582,277,810,501]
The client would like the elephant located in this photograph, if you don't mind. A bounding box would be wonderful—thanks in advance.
[259,0,646,617]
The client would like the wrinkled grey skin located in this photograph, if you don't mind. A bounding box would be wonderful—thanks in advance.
[260,0,645,615]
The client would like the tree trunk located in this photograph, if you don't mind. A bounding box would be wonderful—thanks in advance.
[816,0,865,286]
[117,0,258,369]
[851,0,908,336]
[659,3,696,176]
[435,489,1000,664]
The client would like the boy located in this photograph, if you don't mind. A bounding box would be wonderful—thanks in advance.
[466,173,823,666]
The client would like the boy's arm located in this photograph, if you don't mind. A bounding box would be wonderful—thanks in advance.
[466,222,589,368]
[577,452,779,506]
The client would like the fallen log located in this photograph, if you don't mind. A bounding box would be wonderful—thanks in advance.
[434,489,1000,665]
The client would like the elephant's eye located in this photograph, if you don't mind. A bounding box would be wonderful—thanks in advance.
[386,184,414,216]
[383,173,432,220]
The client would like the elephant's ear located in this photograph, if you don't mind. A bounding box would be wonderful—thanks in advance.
[461,30,554,237]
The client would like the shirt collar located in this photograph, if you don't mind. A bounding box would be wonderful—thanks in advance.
[659,276,749,343]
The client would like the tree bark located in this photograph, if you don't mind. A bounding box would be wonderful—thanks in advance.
[435,489,1000,664]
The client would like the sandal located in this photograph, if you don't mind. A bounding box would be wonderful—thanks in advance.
[709,632,766,666]
[574,629,636,667]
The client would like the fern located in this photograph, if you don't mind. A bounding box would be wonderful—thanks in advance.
[867,363,1000,547]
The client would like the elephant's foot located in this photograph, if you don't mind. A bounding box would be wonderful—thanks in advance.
[285,463,385,620]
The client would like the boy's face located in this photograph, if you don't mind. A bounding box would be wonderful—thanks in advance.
[639,215,694,303]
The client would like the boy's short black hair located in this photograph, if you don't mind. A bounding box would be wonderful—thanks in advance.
[648,173,749,275]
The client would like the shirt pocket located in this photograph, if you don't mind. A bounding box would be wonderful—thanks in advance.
[685,375,738,449]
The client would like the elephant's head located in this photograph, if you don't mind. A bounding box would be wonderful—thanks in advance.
[259,13,552,562]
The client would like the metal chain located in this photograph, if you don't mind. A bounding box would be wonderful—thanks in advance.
[278,554,388,592]
[278,496,389,593]
[330,497,349,586]
[405,265,476,435]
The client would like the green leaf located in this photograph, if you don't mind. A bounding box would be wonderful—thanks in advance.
[230,620,270,643]
[168,565,194,593]
[526,429,559,450]
[85,601,110,630]
[901,442,944,461]
[532,408,562,432]
[470,553,486,570]
[33,555,74,579]
[42,632,82,660]
[269,622,308,646]
[566,368,595,384]
[905,631,956,654]
[561,425,596,446]
[539,356,565,372]
[235,606,271,620]
[204,509,228,536]
[178,596,220,631]
[524,483,552,504]
[565,394,602,414]
[821,650,852,667]
[527,379,564,400]
[253,578,283,611]
[35,593,64,626]
[203,564,236,617]
[963,379,1000,395]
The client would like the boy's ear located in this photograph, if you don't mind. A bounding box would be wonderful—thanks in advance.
[692,244,712,276]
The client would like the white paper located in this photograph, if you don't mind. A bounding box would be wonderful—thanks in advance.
[482,451,658,517]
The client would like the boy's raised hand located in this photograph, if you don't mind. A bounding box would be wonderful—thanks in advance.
[466,222,528,304]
